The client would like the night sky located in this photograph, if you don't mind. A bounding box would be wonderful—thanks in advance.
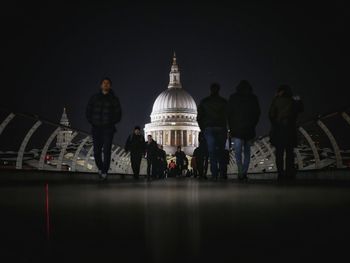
[1,1,347,145]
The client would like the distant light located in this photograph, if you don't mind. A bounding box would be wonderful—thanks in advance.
[171,122,176,125]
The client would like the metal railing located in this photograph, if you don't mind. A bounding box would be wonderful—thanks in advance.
[1,106,349,175]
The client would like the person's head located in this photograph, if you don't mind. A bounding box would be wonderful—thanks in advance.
[100,77,112,94]
[236,80,252,95]
[210,83,220,96]
[134,126,141,135]
[177,146,181,152]
[277,85,293,98]
[147,135,152,142]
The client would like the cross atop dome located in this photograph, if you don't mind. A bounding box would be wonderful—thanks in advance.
[169,52,181,89]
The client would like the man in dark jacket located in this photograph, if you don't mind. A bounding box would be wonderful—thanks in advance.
[125,126,145,179]
[145,135,158,181]
[228,80,261,180]
[86,77,122,180]
[156,144,167,179]
[175,146,186,176]
[269,85,303,180]
[197,83,228,180]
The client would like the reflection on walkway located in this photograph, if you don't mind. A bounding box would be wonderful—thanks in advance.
[144,180,200,262]
[45,183,50,240]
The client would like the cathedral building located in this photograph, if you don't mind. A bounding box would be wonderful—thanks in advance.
[56,107,72,148]
[144,53,200,155]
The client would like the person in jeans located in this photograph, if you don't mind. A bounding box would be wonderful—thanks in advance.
[124,126,145,179]
[269,85,303,180]
[227,80,260,180]
[197,83,228,180]
[86,77,122,180]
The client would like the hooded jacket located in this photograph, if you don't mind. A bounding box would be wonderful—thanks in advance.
[227,82,260,140]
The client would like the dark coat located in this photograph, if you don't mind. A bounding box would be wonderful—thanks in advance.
[227,90,260,140]
[193,144,208,164]
[145,140,158,160]
[86,90,122,129]
[157,148,167,170]
[125,134,145,155]
[175,150,186,166]
[269,95,303,147]
[157,148,167,162]
[197,94,228,131]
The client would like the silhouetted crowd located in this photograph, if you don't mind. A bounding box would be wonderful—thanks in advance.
[87,78,303,181]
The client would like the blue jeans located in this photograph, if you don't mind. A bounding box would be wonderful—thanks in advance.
[233,138,251,174]
[92,127,114,174]
[204,127,227,177]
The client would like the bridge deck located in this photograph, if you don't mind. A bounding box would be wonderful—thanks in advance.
[1,173,350,262]
[0,168,349,182]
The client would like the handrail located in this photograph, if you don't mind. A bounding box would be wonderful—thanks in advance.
[0,106,90,136]
[296,105,350,127]
[257,105,350,139]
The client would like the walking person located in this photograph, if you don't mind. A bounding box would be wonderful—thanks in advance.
[197,83,228,180]
[269,85,303,180]
[125,126,145,179]
[192,132,209,179]
[175,146,186,177]
[157,144,167,179]
[86,77,122,180]
[227,80,260,180]
[145,135,158,181]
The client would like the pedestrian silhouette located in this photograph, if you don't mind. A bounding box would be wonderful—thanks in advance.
[228,80,260,180]
[197,83,228,180]
[269,85,303,180]
[124,126,145,179]
[86,77,122,180]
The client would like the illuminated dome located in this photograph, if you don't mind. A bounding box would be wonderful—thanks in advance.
[144,53,200,155]
[151,88,197,115]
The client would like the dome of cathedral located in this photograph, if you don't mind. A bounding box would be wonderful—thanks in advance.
[144,53,200,155]
[151,88,197,115]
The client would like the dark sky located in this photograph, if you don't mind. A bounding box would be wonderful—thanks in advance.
[1,1,347,145]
